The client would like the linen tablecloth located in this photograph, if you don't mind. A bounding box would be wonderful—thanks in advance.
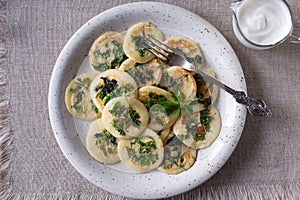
[1,0,300,199]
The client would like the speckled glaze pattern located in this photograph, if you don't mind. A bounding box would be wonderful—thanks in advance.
[48,2,247,199]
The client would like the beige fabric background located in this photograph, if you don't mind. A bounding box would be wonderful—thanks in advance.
[1,0,300,199]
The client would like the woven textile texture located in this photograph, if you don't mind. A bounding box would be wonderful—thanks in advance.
[1,0,300,199]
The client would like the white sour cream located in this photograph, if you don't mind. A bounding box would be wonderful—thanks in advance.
[234,0,292,46]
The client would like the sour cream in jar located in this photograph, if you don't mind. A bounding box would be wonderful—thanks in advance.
[231,0,293,49]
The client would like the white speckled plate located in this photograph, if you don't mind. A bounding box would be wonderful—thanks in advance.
[48,2,247,199]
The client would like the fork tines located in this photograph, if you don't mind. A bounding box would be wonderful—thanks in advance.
[143,35,173,63]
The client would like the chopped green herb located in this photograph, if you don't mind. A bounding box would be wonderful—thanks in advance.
[194,74,212,107]
[165,73,176,87]
[112,119,126,136]
[194,134,205,141]
[138,48,147,57]
[69,77,93,113]
[110,101,124,117]
[148,104,167,127]
[200,109,212,131]
[179,154,185,168]
[111,42,127,68]
[161,135,185,168]
[90,100,99,114]
[141,92,180,116]
[114,83,134,96]
[126,64,146,85]
[178,108,212,142]
[94,63,110,72]
[129,107,141,127]
[93,40,127,71]
[164,73,188,90]
[94,49,111,59]
[94,128,117,156]
[97,90,106,99]
[185,119,198,137]
[69,88,75,93]
[132,35,148,57]
[135,136,157,153]
[103,83,134,105]
[71,91,84,113]
[70,77,91,94]
[109,102,141,136]
[127,136,158,166]
[181,118,206,141]
[186,55,202,66]
[102,95,111,105]
[129,64,155,86]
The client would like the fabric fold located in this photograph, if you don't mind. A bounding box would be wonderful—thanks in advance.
[0,1,12,199]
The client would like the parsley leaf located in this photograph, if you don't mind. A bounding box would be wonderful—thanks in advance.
[141,92,180,116]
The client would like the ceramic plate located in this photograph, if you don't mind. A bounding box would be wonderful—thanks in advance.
[48,2,247,199]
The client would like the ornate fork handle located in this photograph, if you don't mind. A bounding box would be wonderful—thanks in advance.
[232,90,271,117]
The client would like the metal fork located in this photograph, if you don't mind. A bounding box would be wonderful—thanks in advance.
[144,35,271,117]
